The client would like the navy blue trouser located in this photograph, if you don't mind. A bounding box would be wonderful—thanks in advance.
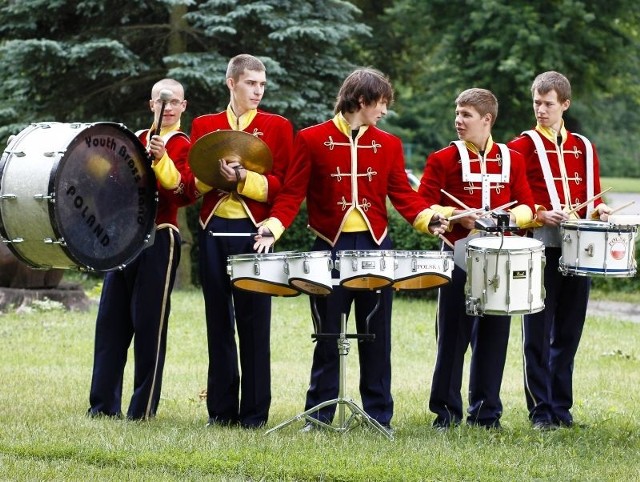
[200,216,272,427]
[89,227,181,419]
[304,233,394,426]
[522,247,590,425]
[429,258,511,426]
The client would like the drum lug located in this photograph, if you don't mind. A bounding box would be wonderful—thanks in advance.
[33,194,54,201]
[584,244,594,257]
[3,237,24,244]
[0,193,17,200]
[303,259,310,274]
[466,297,481,316]
[44,237,67,246]
[253,259,260,276]
[562,234,572,243]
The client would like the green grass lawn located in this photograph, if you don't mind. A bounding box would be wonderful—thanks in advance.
[0,289,639,481]
[601,176,640,193]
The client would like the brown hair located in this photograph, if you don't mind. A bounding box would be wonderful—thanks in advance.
[226,54,266,81]
[334,68,394,114]
[455,88,498,126]
[531,71,572,103]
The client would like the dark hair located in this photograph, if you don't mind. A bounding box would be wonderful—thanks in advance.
[334,68,394,114]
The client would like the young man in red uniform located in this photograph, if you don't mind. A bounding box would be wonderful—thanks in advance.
[508,71,610,430]
[255,68,447,433]
[189,54,294,428]
[419,88,534,429]
[88,78,198,420]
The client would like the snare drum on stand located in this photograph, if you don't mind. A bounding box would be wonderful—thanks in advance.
[335,250,395,290]
[0,122,157,271]
[559,220,638,277]
[465,235,545,316]
[227,251,300,297]
[392,250,453,290]
[285,251,333,296]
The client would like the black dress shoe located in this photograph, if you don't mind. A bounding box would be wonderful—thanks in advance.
[432,417,460,432]
[532,420,559,431]
[467,419,502,430]
[206,418,237,428]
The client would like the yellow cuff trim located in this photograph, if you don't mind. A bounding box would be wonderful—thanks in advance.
[237,171,268,202]
[195,178,214,194]
[263,218,286,241]
[152,153,181,190]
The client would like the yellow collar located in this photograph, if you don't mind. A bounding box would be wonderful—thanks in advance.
[464,135,494,156]
[536,121,567,145]
[332,112,369,138]
[227,105,257,131]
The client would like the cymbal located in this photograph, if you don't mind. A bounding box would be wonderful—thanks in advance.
[189,130,273,190]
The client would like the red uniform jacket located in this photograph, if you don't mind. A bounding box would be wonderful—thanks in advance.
[138,130,197,227]
[508,129,603,219]
[190,110,293,226]
[418,142,534,244]
[270,119,432,246]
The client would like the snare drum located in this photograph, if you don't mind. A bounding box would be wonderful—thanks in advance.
[392,250,453,290]
[335,250,395,290]
[285,251,333,296]
[559,220,637,277]
[227,252,299,297]
[465,236,545,316]
[0,122,157,271]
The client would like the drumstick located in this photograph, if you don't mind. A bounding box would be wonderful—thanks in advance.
[565,187,612,216]
[439,234,455,250]
[608,200,636,215]
[440,189,473,211]
[447,207,487,221]
[477,200,518,217]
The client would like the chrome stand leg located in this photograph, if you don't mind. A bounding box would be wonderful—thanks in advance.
[265,312,393,440]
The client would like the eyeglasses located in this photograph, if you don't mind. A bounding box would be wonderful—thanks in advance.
[153,99,185,107]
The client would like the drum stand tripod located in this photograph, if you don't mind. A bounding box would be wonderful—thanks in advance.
[265,293,393,440]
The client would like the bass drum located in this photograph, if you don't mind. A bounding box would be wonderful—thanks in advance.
[0,122,157,271]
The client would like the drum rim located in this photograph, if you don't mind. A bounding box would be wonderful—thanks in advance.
[339,274,394,289]
[336,249,396,257]
[288,277,332,296]
[392,250,454,258]
[231,277,300,297]
[561,222,637,233]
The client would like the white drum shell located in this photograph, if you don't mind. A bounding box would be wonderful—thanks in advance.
[285,251,333,296]
[392,250,453,290]
[227,252,299,297]
[465,236,545,316]
[336,250,395,290]
[560,220,637,277]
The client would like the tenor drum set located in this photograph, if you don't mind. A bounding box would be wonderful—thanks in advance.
[226,248,454,297]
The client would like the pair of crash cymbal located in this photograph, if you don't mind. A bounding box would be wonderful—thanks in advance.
[188,130,273,191]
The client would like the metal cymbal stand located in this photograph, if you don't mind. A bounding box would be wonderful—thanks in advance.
[265,293,393,440]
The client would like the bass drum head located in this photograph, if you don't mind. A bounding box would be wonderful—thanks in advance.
[52,123,157,271]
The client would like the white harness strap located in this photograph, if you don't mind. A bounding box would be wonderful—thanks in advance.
[453,141,510,209]
[523,130,595,216]
[522,130,562,211]
[573,133,595,214]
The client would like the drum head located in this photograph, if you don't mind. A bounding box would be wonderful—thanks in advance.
[51,123,157,270]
